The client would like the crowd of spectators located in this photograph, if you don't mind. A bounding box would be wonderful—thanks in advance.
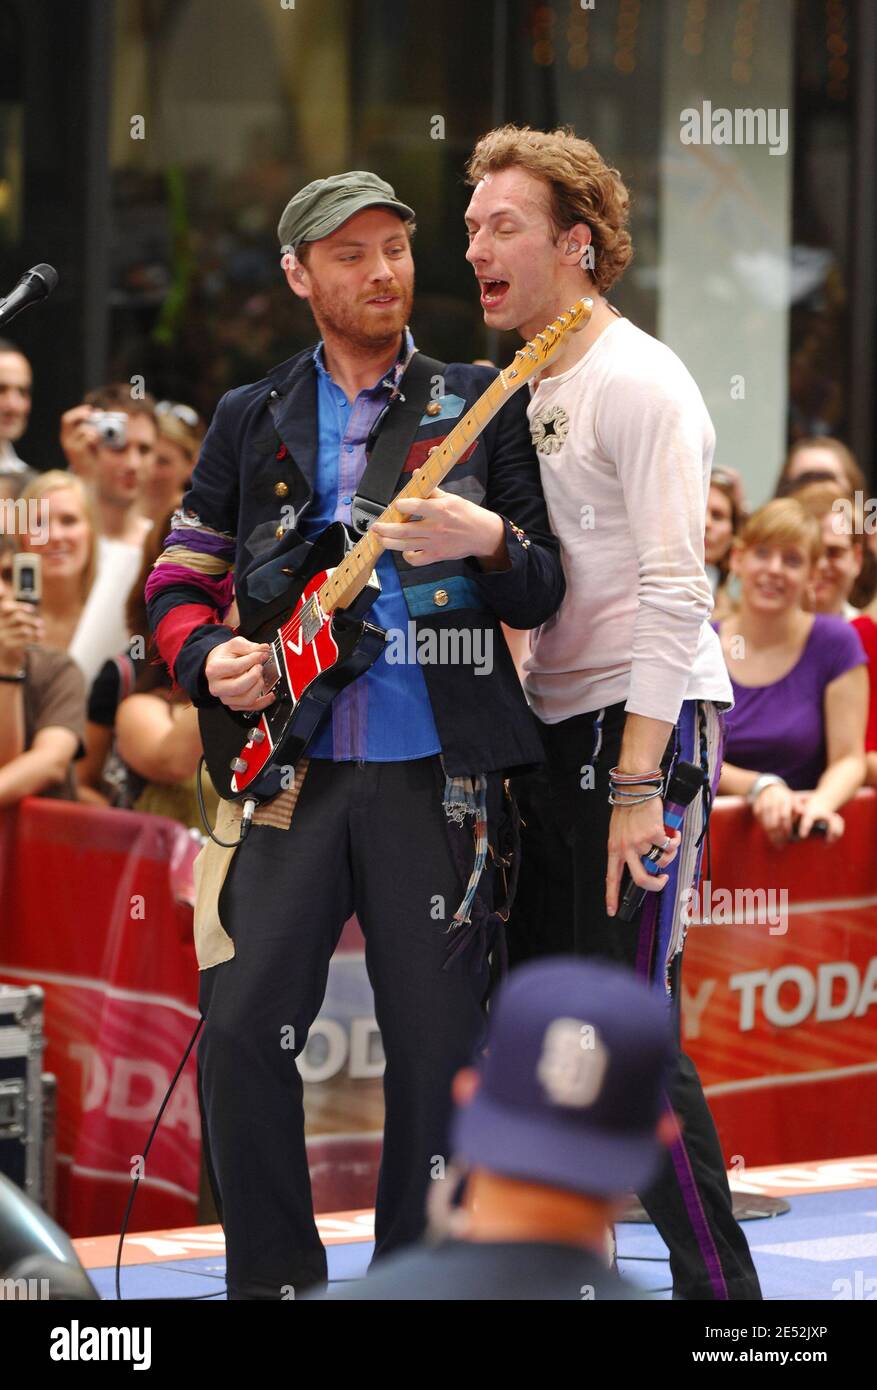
[707,439,877,846]
[0,338,208,827]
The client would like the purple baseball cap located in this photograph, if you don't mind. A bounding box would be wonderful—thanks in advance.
[452,958,674,1198]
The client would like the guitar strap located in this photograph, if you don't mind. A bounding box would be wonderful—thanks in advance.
[350,350,447,536]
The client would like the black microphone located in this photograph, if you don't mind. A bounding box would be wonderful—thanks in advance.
[614,760,705,922]
[0,264,59,328]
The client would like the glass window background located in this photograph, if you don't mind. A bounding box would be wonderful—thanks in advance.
[107,0,861,509]
[789,0,856,454]
[108,0,497,418]
[0,3,24,251]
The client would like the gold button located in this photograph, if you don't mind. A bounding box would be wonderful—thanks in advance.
[426,401,442,417]
[275,525,285,539]
[274,481,289,498]
[433,589,449,607]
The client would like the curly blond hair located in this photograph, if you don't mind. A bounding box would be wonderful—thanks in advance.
[466,125,633,293]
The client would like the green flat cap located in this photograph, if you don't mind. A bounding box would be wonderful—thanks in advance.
[278,171,415,252]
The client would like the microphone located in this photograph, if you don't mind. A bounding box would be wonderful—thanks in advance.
[615,760,705,922]
[0,264,59,328]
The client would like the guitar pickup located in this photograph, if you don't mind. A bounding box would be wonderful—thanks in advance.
[300,595,324,645]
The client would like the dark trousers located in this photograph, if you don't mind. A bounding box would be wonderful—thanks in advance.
[198,756,495,1299]
[509,702,762,1301]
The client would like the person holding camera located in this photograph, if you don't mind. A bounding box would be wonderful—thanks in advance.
[12,469,124,692]
[0,535,85,808]
[56,386,158,683]
[715,499,867,846]
[17,472,97,646]
[60,383,157,547]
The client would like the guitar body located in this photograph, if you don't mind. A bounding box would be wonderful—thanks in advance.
[199,523,386,801]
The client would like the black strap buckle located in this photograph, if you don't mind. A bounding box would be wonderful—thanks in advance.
[350,494,384,537]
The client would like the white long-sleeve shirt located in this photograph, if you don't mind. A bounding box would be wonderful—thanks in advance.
[523,315,732,726]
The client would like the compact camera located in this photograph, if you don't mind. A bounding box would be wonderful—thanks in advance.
[91,410,128,450]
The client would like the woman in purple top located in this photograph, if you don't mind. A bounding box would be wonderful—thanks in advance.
[715,498,867,847]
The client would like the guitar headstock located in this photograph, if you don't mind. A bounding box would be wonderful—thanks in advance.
[504,297,594,385]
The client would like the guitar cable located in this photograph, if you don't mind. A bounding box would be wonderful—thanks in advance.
[196,755,257,847]
[115,1014,209,1300]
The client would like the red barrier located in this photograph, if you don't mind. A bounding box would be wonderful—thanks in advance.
[683,789,877,1167]
[0,799,202,1238]
[1,789,875,1237]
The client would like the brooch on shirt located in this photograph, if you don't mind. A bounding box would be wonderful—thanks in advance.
[530,404,570,456]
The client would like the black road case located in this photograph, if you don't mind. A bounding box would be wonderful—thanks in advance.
[0,984,46,1203]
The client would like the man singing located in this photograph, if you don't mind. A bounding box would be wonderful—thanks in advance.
[463,126,761,1300]
[146,172,563,1298]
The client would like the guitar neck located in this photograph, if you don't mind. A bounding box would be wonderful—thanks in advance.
[318,370,518,614]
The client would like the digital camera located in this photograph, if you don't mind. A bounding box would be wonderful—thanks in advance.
[91,410,128,450]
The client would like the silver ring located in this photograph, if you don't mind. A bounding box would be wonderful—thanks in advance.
[646,837,671,863]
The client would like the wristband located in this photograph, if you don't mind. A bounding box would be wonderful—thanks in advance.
[746,772,787,805]
[0,671,26,683]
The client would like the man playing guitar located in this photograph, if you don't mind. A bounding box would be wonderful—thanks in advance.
[146,171,564,1299]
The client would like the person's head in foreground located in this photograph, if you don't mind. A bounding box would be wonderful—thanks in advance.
[315,958,674,1301]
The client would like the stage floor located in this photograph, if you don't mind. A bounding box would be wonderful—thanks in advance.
[73,1154,877,1301]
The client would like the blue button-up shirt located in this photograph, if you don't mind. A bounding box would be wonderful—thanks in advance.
[303,332,441,762]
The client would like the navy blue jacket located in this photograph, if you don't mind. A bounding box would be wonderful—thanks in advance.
[146,347,565,777]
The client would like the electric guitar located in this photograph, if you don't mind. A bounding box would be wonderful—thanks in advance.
[200,297,593,801]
